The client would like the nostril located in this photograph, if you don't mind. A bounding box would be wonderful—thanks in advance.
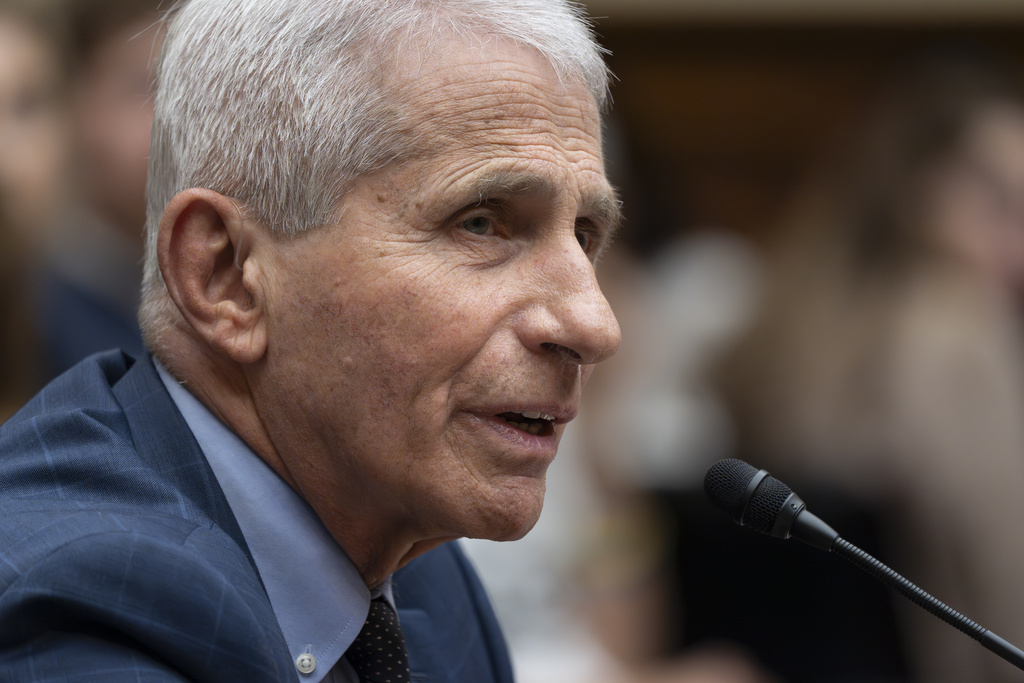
[542,342,582,363]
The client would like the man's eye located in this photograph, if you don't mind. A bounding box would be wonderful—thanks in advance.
[575,225,594,254]
[461,215,494,235]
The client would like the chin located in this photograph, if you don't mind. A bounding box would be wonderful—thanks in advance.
[464,481,546,542]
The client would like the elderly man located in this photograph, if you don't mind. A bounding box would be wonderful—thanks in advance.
[0,0,620,681]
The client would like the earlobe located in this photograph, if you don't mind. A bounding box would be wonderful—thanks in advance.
[158,188,268,364]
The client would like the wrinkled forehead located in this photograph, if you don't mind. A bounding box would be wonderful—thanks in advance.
[308,31,612,237]
[350,37,618,247]
[390,33,603,156]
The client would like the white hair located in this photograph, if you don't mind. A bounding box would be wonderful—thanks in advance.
[138,0,611,348]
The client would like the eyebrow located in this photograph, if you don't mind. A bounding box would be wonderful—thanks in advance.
[461,170,623,244]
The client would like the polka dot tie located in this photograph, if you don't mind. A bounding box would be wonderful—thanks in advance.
[346,596,411,683]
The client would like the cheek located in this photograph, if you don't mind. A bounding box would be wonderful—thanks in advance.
[269,246,513,419]
[354,264,506,367]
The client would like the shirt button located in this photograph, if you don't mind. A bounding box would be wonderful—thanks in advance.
[296,653,317,675]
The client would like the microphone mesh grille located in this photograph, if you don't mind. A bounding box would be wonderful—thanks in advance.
[744,474,792,534]
[703,458,758,519]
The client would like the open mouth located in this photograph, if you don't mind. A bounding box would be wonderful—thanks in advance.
[497,411,556,436]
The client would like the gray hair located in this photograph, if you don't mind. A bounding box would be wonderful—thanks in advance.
[139,0,611,348]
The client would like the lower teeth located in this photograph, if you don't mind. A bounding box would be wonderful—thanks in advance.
[508,420,544,435]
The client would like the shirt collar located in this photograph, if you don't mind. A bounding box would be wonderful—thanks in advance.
[157,362,379,682]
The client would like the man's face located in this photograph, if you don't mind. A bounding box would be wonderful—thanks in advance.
[252,37,620,554]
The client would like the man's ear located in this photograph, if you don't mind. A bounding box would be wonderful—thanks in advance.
[158,188,267,363]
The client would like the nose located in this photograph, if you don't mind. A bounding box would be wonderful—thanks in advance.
[519,237,621,366]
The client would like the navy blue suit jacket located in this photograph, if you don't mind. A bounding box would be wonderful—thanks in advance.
[0,351,514,682]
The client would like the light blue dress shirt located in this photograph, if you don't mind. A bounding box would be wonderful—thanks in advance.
[158,363,390,682]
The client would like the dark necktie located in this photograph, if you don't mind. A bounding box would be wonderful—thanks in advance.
[346,596,411,683]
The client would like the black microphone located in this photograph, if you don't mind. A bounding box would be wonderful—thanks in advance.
[704,458,1024,673]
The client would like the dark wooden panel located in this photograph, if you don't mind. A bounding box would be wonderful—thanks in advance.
[595,22,1024,253]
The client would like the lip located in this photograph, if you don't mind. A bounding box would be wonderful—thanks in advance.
[484,403,578,425]
[476,414,558,464]
[459,405,576,470]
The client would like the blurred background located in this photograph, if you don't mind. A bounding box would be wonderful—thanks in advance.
[4,1,1024,682]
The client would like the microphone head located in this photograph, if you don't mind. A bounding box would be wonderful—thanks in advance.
[704,458,796,535]
[744,474,796,535]
[704,458,759,520]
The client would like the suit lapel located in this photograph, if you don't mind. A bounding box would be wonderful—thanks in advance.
[109,352,260,577]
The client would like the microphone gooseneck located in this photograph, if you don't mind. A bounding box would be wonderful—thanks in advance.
[703,458,1024,672]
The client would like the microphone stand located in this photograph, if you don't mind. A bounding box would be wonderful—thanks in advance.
[831,537,1024,672]
[705,459,1024,674]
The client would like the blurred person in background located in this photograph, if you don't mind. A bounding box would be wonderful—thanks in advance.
[0,0,69,416]
[716,56,1024,683]
[33,0,164,377]
[0,0,69,250]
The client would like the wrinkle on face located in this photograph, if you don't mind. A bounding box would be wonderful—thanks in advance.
[394,40,607,181]
[247,35,618,577]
